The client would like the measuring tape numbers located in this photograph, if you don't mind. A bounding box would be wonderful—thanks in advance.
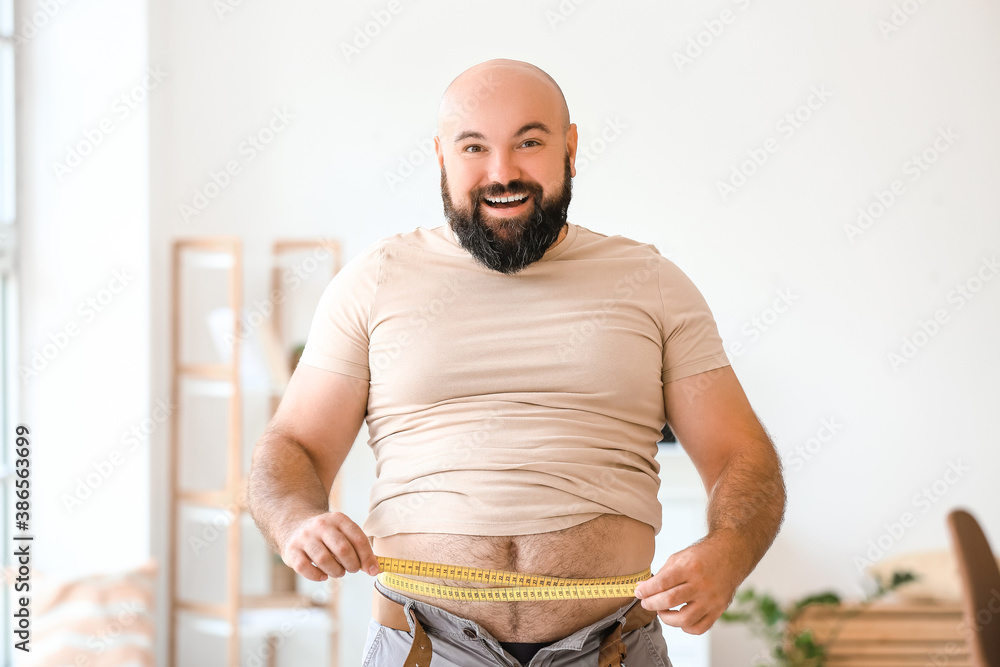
[376,556,651,602]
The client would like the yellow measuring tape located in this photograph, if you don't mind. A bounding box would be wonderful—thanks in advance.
[376,556,651,602]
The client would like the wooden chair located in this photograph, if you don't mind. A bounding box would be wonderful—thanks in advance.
[947,508,1000,667]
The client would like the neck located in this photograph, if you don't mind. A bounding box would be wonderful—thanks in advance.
[551,223,568,248]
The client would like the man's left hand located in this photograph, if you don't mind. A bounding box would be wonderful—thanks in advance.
[633,532,746,635]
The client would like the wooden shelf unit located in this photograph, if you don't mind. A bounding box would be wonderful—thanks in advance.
[168,237,343,667]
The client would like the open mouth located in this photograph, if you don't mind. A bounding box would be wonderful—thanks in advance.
[482,193,530,209]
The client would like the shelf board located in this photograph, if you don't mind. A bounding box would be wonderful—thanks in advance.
[179,363,235,382]
[177,599,228,618]
[243,593,332,609]
[177,375,292,397]
[181,250,237,269]
[177,595,331,612]
[177,606,337,637]
[178,489,244,510]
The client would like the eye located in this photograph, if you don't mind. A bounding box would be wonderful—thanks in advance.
[463,144,483,153]
[520,139,541,148]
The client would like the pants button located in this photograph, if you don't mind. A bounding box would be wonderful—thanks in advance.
[463,628,477,639]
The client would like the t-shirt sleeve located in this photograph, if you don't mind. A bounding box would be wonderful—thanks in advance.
[657,257,731,383]
[297,244,382,380]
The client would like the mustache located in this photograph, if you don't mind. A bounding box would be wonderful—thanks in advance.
[474,180,543,202]
[440,153,573,274]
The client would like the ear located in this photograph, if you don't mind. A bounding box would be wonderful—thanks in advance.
[566,123,579,178]
[434,135,444,169]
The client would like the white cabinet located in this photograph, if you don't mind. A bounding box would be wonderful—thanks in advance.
[651,444,710,667]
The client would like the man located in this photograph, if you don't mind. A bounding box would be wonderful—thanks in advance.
[248,59,785,666]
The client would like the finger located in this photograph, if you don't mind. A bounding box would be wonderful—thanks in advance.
[635,567,687,600]
[284,548,329,582]
[656,601,703,631]
[639,583,694,612]
[685,612,714,636]
[334,515,380,575]
[304,539,348,578]
[306,540,346,578]
[316,531,359,574]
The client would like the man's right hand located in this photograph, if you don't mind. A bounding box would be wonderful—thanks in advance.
[280,511,381,581]
[247,365,371,582]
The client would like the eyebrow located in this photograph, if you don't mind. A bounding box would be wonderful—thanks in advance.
[454,122,553,144]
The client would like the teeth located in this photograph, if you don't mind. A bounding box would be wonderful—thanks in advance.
[485,194,527,204]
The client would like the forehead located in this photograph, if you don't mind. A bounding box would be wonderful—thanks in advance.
[439,69,565,141]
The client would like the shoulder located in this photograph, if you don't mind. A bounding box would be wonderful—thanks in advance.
[376,225,459,256]
[336,225,453,273]
[568,224,679,270]
[566,226,713,301]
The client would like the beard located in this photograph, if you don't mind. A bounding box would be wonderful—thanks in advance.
[441,155,573,275]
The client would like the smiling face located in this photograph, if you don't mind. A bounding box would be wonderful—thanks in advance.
[435,60,579,273]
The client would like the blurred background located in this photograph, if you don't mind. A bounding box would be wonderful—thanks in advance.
[2,0,999,665]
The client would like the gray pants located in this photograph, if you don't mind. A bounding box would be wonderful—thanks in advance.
[363,579,674,666]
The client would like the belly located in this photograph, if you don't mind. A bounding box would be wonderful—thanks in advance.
[372,514,655,642]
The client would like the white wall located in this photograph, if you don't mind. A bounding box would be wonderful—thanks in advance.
[146,2,1000,663]
[18,0,1000,665]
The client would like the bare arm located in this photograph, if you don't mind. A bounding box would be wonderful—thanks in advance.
[673,364,785,580]
[247,363,377,581]
[635,365,786,633]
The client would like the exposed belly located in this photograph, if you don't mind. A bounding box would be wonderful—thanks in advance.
[372,514,655,642]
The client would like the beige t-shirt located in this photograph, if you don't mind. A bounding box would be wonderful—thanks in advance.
[299,223,730,538]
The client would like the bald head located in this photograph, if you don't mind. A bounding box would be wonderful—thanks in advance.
[437,59,571,138]
[433,58,580,256]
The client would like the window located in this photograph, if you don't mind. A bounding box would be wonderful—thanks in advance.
[1,0,18,662]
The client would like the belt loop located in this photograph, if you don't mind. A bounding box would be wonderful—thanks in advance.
[402,606,434,667]
[597,618,627,667]
[598,599,656,667]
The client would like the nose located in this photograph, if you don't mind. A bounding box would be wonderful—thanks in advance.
[486,148,521,186]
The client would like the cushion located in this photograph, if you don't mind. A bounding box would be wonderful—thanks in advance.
[867,550,1000,601]
[14,559,157,667]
